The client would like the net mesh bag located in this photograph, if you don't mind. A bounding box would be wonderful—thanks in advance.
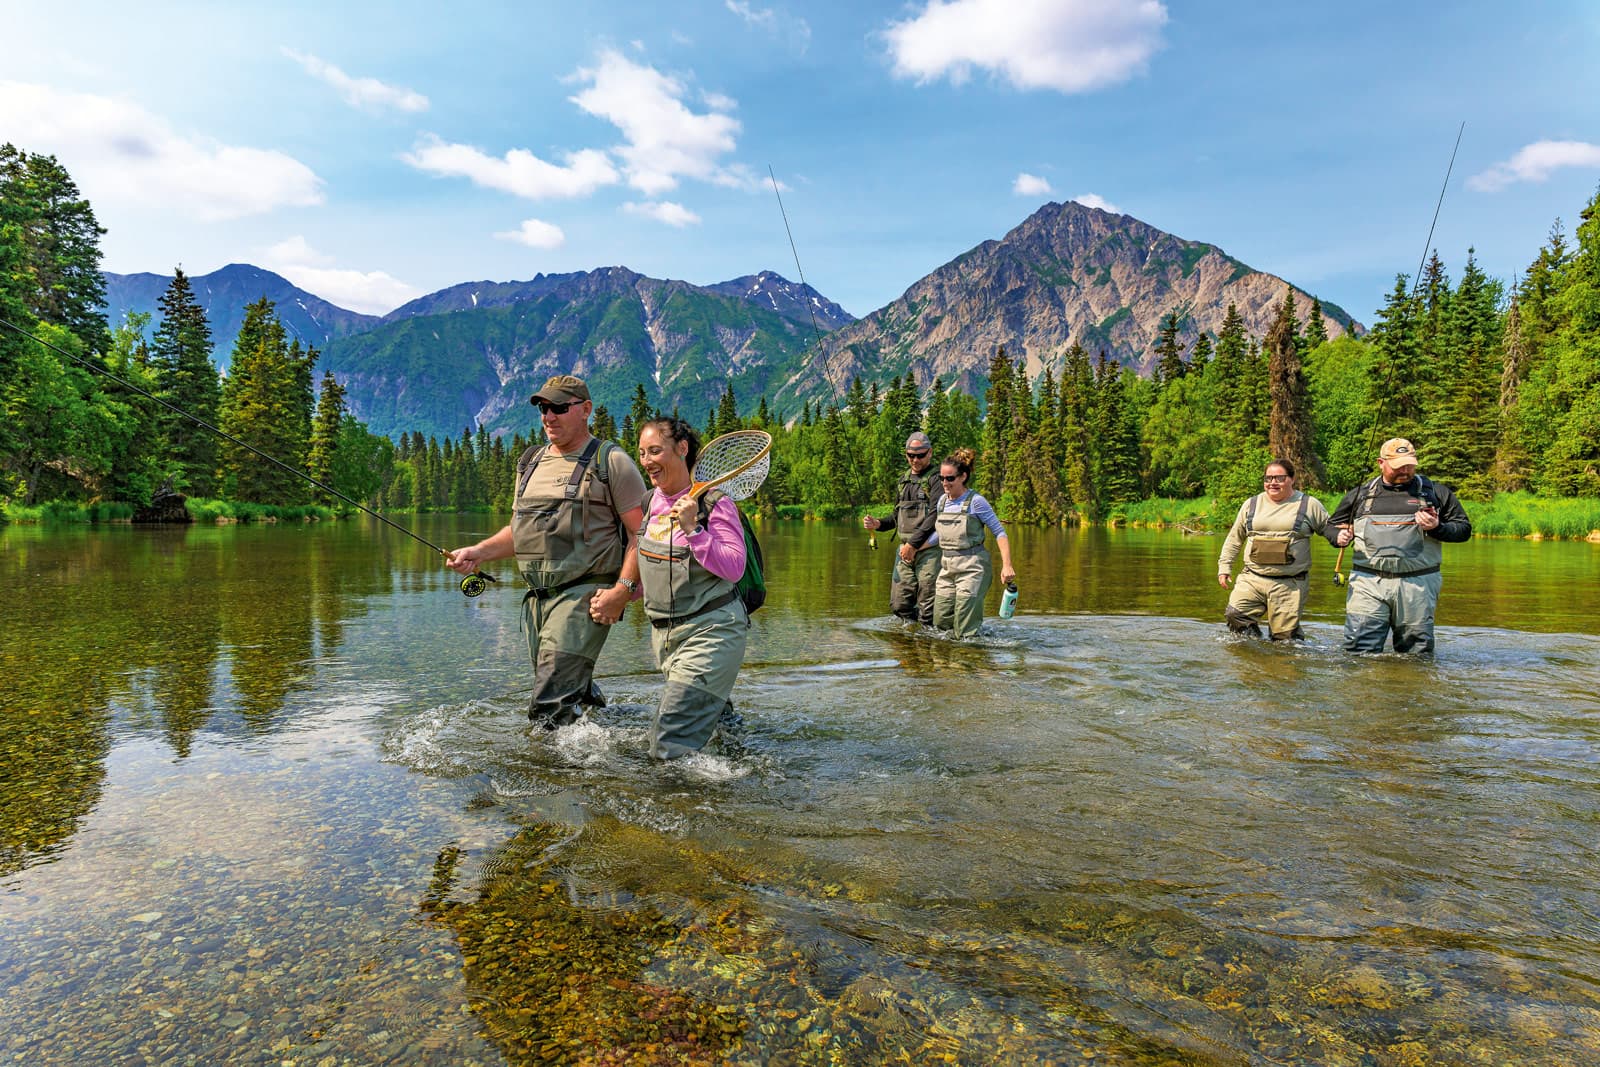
[693,430,772,501]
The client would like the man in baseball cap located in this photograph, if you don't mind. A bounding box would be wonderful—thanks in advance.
[530,374,590,405]
[860,431,942,624]
[446,372,647,728]
[1327,435,1472,655]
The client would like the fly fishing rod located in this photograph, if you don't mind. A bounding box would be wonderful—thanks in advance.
[768,163,870,552]
[0,315,498,596]
[1332,121,1464,587]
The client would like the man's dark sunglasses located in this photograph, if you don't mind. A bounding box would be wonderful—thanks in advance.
[536,401,574,415]
[905,449,931,459]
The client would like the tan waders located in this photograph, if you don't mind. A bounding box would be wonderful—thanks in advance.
[932,548,992,638]
[1225,570,1309,641]
[521,580,612,727]
[931,493,993,639]
[648,601,748,759]
[511,439,640,727]
[638,489,749,759]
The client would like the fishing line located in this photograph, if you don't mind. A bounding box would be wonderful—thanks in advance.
[767,164,822,354]
[1333,121,1464,586]
[0,315,498,596]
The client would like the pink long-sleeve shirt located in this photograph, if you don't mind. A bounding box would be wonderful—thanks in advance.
[644,487,746,582]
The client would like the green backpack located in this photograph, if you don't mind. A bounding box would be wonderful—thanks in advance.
[698,496,766,616]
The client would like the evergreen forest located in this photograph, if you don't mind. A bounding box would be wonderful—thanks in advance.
[3,142,1598,534]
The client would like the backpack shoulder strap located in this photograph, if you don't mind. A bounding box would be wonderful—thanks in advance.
[515,444,546,500]
[1244,494,1258,535]
[593,439,614,484]
[1294,490,1311,532]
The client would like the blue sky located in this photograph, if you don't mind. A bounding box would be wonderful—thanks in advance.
[4,1,1598,325]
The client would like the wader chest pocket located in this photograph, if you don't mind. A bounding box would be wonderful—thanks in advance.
[515,505,573,559]
[1249,539,1293,566]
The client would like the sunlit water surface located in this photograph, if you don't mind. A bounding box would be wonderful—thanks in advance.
[2,517,1598,1065]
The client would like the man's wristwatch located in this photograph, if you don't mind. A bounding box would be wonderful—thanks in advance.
[615,577,637,593]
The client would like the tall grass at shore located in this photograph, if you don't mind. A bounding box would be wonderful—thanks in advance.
[1468,492,1600,539]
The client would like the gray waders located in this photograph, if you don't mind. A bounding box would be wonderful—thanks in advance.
[887,467,941,622]
[890,549,941,625]
[1343,476,1444,655]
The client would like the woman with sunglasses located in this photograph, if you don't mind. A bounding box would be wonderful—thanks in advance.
[633,417,749,759]
[924,448,1016,639]
[1216,458,1343,641]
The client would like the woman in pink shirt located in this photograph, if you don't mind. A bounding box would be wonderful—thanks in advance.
[632,418,749,759]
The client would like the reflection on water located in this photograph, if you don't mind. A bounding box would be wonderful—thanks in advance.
[1,517,1599,1064]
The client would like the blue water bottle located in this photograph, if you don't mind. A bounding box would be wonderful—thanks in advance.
[999,581,1019,619]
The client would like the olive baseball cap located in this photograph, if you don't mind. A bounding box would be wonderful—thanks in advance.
[530,374,590,405]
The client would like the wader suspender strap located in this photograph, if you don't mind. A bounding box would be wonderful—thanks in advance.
[516,438,610,501]
[1243,491,1309,537]
[1356,474,1434,520]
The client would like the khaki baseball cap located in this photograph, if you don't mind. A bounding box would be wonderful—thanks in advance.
[530,374,590,405]
[1379,438,1419,466]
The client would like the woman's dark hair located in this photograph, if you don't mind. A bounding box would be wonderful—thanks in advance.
[1265,458,1296,479]
[639,416,701,469]
[943,447,976,481]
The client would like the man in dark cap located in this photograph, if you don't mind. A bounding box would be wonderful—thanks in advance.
[861,431,942,624]
[446,374,647,727]
[1327,437,1472,655]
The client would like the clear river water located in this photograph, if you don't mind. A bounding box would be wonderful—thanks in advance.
[2,516,1598,1065]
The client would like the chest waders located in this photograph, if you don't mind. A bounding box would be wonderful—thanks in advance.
[889,468,942,623]
[1344,475,1444,655]
[931,493,993,639]
[1243,491,1312,575]
[637,488,747,759]
[1226,492,1315,640]
[510,439,625,727]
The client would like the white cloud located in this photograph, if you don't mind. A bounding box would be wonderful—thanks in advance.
[262,236,422,315]
[281,48,428,114]
[726,0,812,51]
[1014,172,1053,196]
[623,201,702,227]
[494,218,567,249]
[1073,192,1120,213]
[569,49,742,195]
[403,135,618,199]
[0,80,323,221]
[884,0,1167,94]
[1468,140,1600,192]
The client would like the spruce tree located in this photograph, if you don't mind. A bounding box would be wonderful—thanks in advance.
[1058,343,1098,520]
[716,384,739,434]
[150,268,221,494]
[1153,310,1185,383]
[1210,304,1248,435]
[306,371,347,504]
[0,145,109,351]
[1492,297,1534,491]
[980,346,1015,500]
[1266,289,1324,486]
[1304,298,1329,349]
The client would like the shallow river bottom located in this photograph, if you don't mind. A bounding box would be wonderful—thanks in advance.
[6,608,1600,1066]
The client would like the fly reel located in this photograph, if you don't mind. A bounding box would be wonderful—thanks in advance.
[460,571,498,597]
